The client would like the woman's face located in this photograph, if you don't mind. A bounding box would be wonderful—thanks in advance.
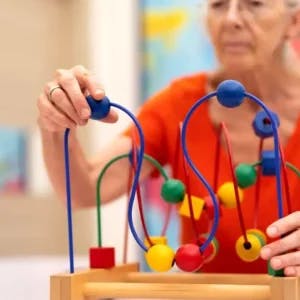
[206,0,294,71]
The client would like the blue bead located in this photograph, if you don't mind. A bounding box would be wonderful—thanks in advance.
[252,110,280,138]
[216,80,245,108]
[86,95,111,120]
[261,150,277,176]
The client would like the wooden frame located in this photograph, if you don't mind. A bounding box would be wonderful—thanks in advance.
[50,263,300,300]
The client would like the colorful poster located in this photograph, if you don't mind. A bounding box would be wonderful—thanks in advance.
[141,0,216,268]
[0,127,26,194]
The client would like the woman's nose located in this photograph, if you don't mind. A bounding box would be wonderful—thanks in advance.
[224,2,243,28]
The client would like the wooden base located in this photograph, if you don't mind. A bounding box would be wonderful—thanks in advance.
[50,263,300,300]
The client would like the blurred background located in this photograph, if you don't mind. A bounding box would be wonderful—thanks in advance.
[0,0,215,299]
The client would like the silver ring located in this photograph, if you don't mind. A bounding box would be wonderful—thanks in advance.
[48,85,62,102]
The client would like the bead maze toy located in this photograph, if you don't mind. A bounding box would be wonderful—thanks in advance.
[50,80,300,300]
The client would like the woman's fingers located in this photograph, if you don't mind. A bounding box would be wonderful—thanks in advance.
[101,108,119,123]
[266,211,300,238]
[261,228,300,260]
[285,266,300,277]
[55,69,91,119]
[72,65,105,100]
[39,65,119,133]
[269,251,300,270]
[37,93,77,131]
[45,82,84,125]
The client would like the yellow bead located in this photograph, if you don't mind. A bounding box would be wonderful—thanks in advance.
[179,194,205,219]
[144,236,167,249]
[217,182,244,208]
[145,244,175,272]
[247,229,267,245]
[235,233,262,262]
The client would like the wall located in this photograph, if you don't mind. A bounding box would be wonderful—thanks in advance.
[0,0,140,299]
[0,0,140,261]
[0,0,94,255]
[88,0,140,263]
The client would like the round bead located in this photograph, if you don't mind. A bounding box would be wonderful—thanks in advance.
[196,235,219,263]
[86,95,111,120]
[247,229,267,246]
[175,244,204,272]
[144,236,167,249]
[216,80,245,108]
[235,233,262,262]
[145,244,175,272]
[235,164,257,188]
[217,182,244,208]
[161,179,185,203]
[252,110,280,138]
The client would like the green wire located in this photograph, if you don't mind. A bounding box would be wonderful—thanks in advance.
[251,161,261,167]
[286,162,300,177]
[252,160,300,178]
[252,161,300,178]
[96,152,169,247]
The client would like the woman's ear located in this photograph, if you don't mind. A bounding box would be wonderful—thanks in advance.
[287,8,300,39]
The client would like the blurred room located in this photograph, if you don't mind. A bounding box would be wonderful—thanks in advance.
[0,0,215,299]
[0,0,140,299]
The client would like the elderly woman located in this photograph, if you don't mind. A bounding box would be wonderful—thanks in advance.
[38,0,300,275]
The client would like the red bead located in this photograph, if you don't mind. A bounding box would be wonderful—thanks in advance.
[175,244,204,272]
[195,235,218,263]
[89,247,115,269]
[204,195,222,219]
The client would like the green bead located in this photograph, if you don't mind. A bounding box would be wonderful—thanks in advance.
[161,179,185,203]
[268,260,284,277]
[235,164,257,188]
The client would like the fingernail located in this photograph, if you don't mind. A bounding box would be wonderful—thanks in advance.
[79,119,88,126]
[95,89,104,99]
[271,258,282,269]
[285,267,296,276]
[267,226,278,237]
[81,108,90,119]
[260,247,271,259]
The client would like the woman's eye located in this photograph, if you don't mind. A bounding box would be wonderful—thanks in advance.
[209,1,225,9]
[249,0,263,7]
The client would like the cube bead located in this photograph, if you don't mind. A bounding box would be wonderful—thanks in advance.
[261,150,277,176]
[179,194,205,220]
[89,247,115,269]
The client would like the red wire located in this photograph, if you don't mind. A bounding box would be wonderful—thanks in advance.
[253,139,263,228]
[176,123,200,238]
[173,124,182,178]
[161,204,172,236]
[159,124,185,237]
[183,156,201,238]
[279,143,292,214]
[123,162,133,264]
[131,139,154,247]
[213,124,222,192]
[221,122,248,243]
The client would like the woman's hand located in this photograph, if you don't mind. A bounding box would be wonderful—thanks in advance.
[38,65,118,132]
[260,211,300,276]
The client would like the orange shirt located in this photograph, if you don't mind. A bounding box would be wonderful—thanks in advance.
[126,72,300,273]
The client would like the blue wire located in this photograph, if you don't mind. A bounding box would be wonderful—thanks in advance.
[181,92,220,253]
[110,103,147,251]
[63,102,147,275]
[64,128,75,273]
[63,89,284,271]
[244,93,283,218]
